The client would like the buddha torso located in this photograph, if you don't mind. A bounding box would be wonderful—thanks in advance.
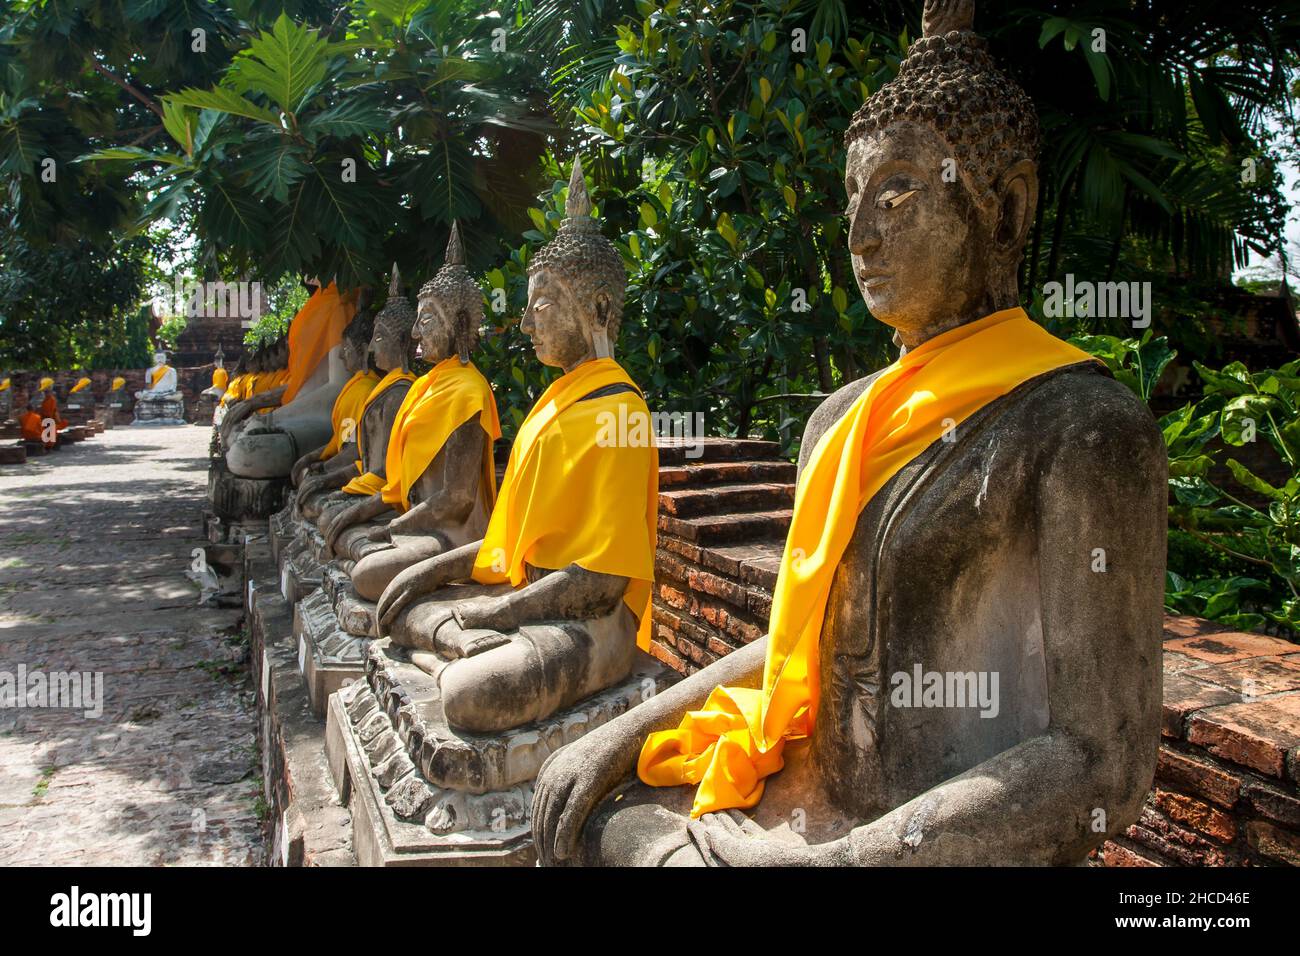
[358,379,411,476]
[800,363,1161,820]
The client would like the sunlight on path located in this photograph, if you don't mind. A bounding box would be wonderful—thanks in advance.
[0,426,262,865]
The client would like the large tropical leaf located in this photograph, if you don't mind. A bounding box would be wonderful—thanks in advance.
[225,12,331,115]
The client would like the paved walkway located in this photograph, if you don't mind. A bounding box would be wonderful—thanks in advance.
[0,424,262,865]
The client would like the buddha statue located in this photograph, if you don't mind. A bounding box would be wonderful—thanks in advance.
[324,161,664,863]
[223,281,360,480]
[325,223,501,592]
[132,350,184,425]
[297,267,416,532]
[530,0,1167,867]
[372,156,659,735]
[289,303,379,489]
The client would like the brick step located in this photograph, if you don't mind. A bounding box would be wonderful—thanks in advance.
[657,436,782,466]
[658,481,794,518]
[659,508,792,545]
[659,459,796,488]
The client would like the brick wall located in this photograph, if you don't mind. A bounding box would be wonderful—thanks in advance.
[650,437,1300,866]
[2,367,223,423]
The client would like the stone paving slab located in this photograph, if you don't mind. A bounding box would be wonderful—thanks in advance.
[0,425,262,865]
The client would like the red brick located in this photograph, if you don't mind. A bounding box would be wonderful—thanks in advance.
[1101,840,1163,867]
[1161,673,1240,739]
[647,638,686,675]
[747,589,772,619]
[1188,694,1300,778]
[1163,615,1232,640]
[660,535,703,564]
[1246,820,1300,865]
[688,568,748,607]
[1155,748,1241,808]
[706,634,738,658]
[657,582,690,611]
[722,613,763,645]
[654,550,693,585]
[1165,630,1297,664]
[1151,789,1236,843]
[1202,656,1300,696]
[1127,807,1232,866]
[1162,651,1206,675]
[1242,780,1300,828]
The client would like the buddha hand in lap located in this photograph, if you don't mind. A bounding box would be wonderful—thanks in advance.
[374,157,659,735]
[301,268,414,536]
[327,224,502,586]
[532,0,1166,868]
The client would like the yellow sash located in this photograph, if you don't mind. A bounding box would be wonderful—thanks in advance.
[319,370,381,460]
[282,284,354,405]
[212,367,229,391]
[379,357,502,512]
[341,367,416,496]
[638,309,1097,817]
[0,378,9,392]
[38,377,53,392]
[218,374,244,406]
[70,378,91,394]
[470,357,658,650]
[111,376,125,392]
[150,365,172,388]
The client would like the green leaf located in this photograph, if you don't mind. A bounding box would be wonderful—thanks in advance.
[238,137,308,203]
[166,87,280,126]
[226,13,331,115]
[304,98,389,141]
[1225,459,1284,499]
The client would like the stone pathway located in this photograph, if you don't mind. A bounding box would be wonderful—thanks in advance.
[0,424,262,865]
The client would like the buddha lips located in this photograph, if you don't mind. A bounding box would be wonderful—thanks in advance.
[637,308,1099,818]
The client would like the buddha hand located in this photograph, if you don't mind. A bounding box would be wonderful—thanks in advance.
[687,811,848,867]
[533,727,645,866]
[434,612,511,659]
[366,524,392,543]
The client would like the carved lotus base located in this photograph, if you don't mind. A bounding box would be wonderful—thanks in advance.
[323,638,673,866]
[208,459,289,522]
[293,588,372,719]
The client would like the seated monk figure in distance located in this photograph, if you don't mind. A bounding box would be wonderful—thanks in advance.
[298,268,416,536]
[38,378,67,431]
[374,156,659,735]
[288,302,380,489]
[323,223,502,589]
[20,404,51,448]
[223,280,361,479]
[531,0,1167,867]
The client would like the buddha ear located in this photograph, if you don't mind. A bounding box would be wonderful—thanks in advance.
[993,159,1038,260]
[592,292,613,359]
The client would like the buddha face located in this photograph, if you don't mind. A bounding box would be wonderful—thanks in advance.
[153,353,166,366]
[522,269,607,371]
[845,121,1034,347]
[414,294,456,364]
[370,321,408,372]
[340,334,365,374]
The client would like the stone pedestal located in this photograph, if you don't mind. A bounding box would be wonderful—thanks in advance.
[208,458,289,522]
[324,640,674,867]
[0,443,26,465]
[133,391,186,425]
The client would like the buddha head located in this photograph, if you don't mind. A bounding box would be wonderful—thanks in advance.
[153,351,167,367]
[416,222,483,365]
[370,265,417,373]
[341,301,375,375]
[522,154,626,371]
[844,0,1038,348]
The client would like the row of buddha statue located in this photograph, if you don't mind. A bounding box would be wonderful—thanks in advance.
[233,0,1166,867]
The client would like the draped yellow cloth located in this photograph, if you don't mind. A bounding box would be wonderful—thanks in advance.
[69,378,91,394]
[218,374,247,406]
[150,365,172,388]
[341,367,416,496]
[0,378,9,392]
[20,409,45,442]
[38,377,53,392]
[254,368,289,414]
[319,369,381,460]
[282,283,354,405]
[212,367,229,391]
[379,358,502,513]
[110,376,126,392]
[638,309,1097,817]
[40,394,67,430]
[470,357,658,650]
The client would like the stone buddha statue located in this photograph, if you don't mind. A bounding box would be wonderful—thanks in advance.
[322,223,501,588]
[132,350,184,425]
[223,282,361,480]
[372,156,660,736]
[297,268,416,536]
[139,352,177,397]
[530,0,1166,867]
[288,302,377,489]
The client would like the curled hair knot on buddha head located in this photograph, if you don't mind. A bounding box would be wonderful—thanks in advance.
[528,154,626,349]
[419,221,484,360]
[845,0,1038,209]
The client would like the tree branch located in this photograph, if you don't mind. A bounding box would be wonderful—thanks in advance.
[91,62,164,119]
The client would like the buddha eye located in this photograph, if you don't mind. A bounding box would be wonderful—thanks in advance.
[534,299,552,312]
[877,188,919,210]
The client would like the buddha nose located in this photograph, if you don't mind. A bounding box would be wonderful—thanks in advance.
[520,305,535,336]
[848,204,881,256]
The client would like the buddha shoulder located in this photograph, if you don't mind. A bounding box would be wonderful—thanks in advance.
[799,370,888,470]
